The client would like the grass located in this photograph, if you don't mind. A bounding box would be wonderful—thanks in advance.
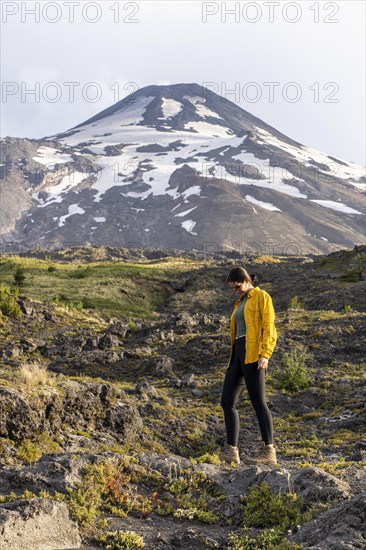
[16,361,58,390]
[253,255,282,264]
[0,256,209,320]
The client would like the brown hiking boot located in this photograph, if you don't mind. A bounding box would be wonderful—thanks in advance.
[219,443,241,466]
[243,444,277,465]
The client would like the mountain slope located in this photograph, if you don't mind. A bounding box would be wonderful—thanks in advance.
[1,83,365,253]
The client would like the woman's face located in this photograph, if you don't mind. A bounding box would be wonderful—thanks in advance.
[228,279,252,296]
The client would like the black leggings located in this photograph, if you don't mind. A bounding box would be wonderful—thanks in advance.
[220,336,273,446]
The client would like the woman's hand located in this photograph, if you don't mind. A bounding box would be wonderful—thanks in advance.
[258,356,269,370]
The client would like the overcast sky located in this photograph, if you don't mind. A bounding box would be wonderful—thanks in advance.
[1,0,365,165]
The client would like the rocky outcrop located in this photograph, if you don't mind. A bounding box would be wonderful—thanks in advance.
[0,452,116,494]
[290,492,366,550]
[253,465,352,505]
[0,380,143,446]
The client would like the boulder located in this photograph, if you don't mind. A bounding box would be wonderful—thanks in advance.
[252,467,293,495]
[0,498,80,549]
[149,355,175,376]
[181,373,196,387]
[97,333,120,350]
[135,380,159,398]
[292,466,351,504]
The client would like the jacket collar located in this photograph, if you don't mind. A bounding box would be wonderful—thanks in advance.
[248,286,260,297]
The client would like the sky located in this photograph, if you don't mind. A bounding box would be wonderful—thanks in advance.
[1,0,365,166]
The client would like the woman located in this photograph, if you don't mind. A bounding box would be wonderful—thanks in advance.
[219,266,278,466]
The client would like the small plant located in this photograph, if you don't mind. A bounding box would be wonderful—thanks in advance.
[0,490,37,503]
[228,528,302,550]
[128,317,137,331]
[158,466,224,521]
[0,284,21,317]
[164,468,214,496]
[58,457,138,526]
[287,296,303,310]
[13,266,26,286]
[241,482,310,533]
[190,452,221,465]
[271,346,310,393]
[173,507,219,523]
[47,265,57,272]
[16,432,61,463]
[68,300,84,311]
[16,440,42,463]
[343,304,353,312]
[63,461,116,526]
[95,530,145,549]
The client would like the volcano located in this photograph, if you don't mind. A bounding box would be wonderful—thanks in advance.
[1,82,365,254]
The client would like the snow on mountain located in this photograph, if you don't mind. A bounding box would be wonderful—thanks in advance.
[1,83,365,252]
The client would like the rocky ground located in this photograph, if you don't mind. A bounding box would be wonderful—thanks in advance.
[0,245,365,549]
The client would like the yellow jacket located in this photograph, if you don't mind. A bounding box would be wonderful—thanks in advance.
[228,286,278,366]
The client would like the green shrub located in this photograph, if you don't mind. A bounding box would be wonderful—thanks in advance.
[68,267,92,279]
[0,284,21,317]
[47,265,57,272]
[59,457,138,526]
[17,432,61,463]
[241,482,306,532]
[158,467,224,521]
[128,318,137,330]
[271,346,310,393]
[287,296,303,310]
[228,528,302,550]
[16,439,42,463]
[95,530,145,549]
[64,460,122,526]
[13,266,26,286]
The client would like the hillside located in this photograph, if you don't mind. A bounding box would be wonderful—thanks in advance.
[0,245,365,549]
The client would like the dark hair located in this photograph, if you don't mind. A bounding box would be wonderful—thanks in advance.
[227,266,257,285]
